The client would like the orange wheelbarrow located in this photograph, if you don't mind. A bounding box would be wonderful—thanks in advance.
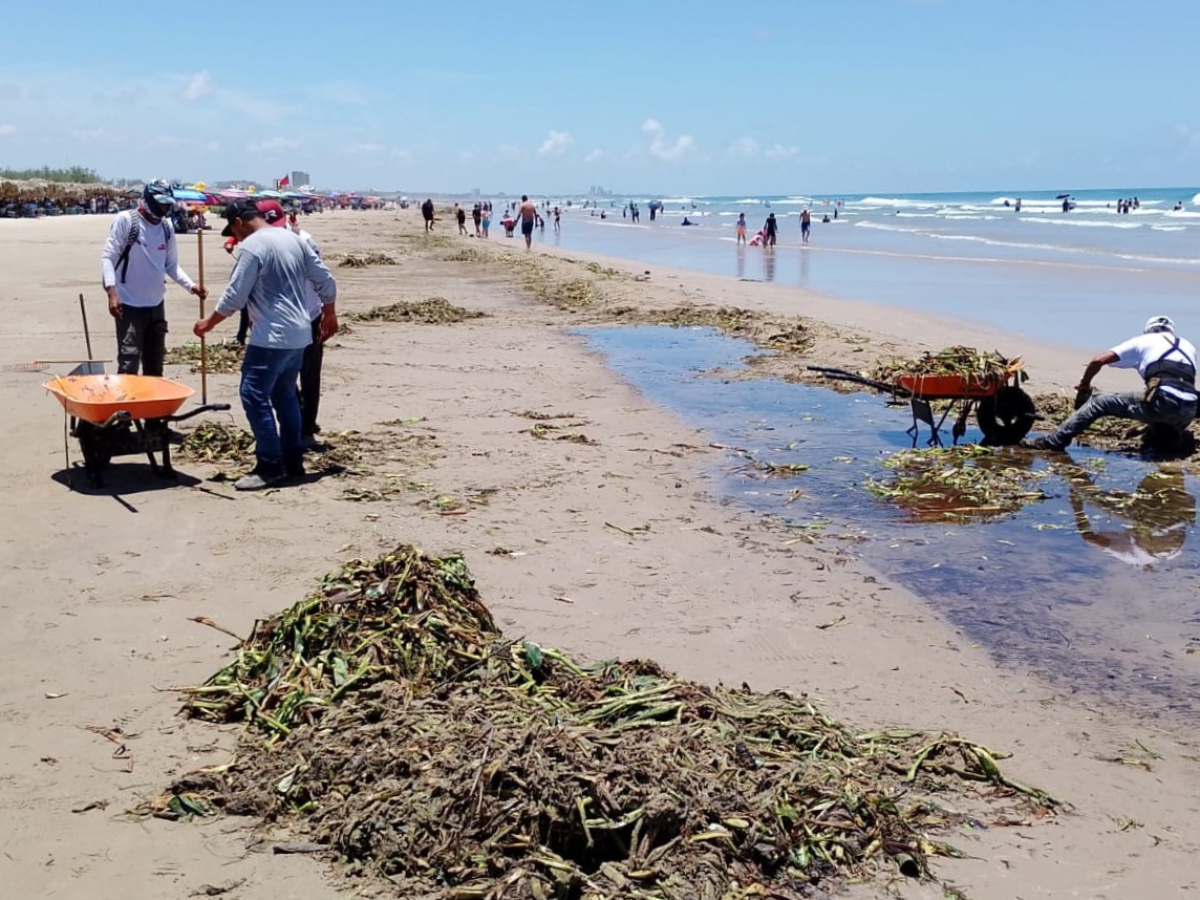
[44,373,230,486]
[807,363,1037,447]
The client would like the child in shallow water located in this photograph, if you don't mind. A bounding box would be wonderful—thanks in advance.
[735,213,747,244]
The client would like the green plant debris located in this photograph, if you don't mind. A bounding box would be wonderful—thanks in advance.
[871,347,1022,385]
[442,247,490,263]
[164,339,244,374]
[867,445,1050,522]
[345,296,486,324]
[156,545,1055,899]
[649,305,815,354]
[733,451,811,479]
[338,251,396,267]
[177,422,255,463]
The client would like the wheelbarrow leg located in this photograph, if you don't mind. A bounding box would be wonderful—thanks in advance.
[951,402,973,445]
[910,398,939,448]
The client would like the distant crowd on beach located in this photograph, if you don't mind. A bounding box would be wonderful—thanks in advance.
[1,194,130,219]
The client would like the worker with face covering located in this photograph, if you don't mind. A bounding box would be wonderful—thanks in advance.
[100,179,207,375]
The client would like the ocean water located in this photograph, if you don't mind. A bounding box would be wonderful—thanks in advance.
[533,187,1200,349]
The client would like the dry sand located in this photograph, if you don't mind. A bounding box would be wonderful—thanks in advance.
[0,211,1196,899]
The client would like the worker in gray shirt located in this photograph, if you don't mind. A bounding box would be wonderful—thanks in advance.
[193,199,337,491]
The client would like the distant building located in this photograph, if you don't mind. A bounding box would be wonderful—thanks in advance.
[291,171,311,190]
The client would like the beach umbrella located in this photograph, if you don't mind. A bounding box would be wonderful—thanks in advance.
[1055,193,1071,199]
[172,188,207,202]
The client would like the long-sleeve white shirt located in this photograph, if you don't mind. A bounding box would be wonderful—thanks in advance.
[294,228,326,320]
[100,210,195,308]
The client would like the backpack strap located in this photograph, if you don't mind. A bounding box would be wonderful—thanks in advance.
[114,212,141,283]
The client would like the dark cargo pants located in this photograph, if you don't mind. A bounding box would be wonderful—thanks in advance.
[115,302,167,376]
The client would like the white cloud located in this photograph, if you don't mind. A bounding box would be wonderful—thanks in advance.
[390,148,413,163]
[729,137,759,158]
[348,141,384,154]
[248,136,303,154]
[180,71,214,103]
[642,118,695,162]
[537,130,574,156]
[763,143,800,161]
[0,123,16,137]
[651,134,694,162]
[584,148,605,163]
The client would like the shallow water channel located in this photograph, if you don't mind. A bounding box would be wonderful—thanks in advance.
[579,325,1200,719]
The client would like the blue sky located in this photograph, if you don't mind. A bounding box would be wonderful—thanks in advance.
[1,0,1198,195]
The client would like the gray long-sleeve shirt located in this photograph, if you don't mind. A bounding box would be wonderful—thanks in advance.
[214,227,337,349]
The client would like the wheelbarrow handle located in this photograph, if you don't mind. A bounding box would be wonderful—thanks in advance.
[805,365,910,395]
[167,403,232,423]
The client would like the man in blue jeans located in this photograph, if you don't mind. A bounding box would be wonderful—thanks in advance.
[193,199,337,490]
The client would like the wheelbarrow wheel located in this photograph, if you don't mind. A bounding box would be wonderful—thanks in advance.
[977,386,1037,446]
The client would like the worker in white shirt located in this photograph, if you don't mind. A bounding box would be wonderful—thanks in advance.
[100,180,206,375]
[286,208,328,445]
[1028,316,1198,451]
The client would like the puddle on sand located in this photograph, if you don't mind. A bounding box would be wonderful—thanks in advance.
[579,325,1200,719]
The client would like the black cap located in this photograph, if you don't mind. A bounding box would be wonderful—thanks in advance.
[221,198,262,236]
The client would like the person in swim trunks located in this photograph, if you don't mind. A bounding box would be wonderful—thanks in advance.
[736,213,747,244]
[518,194,536,249]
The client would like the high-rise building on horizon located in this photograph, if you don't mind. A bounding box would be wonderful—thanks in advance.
[291,170,311,189]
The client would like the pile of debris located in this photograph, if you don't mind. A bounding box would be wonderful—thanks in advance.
[154,546,1055,898]
[871,346,1022,385]
[164,339,244,374]
[346,297,486,324]
[338,251,397,268]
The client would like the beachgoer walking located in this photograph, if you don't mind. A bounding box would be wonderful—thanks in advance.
[421,198,435,232]
[518,195,536,249]
[472,203,482,237]
[101,180,206,376]
[800,208,811,243]
[193,199,338,490]
[735,213,747,245]
[455,204,467,235]
[1027,316,1198,452]
[764,213,777,247]
[553,206,561,231]
[481,207,491,238]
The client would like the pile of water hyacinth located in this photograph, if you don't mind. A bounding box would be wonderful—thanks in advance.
[154,545,1055,899]
[871,346,1022,384]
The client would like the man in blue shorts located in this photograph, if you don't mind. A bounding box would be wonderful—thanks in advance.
[518,195,536,249]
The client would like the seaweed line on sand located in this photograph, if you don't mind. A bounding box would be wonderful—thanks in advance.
[148,545,1058,899]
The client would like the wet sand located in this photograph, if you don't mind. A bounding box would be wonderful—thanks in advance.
[1,211,1197,899]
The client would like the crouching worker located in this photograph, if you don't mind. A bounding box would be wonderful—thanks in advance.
[1027,316,1197,452]
[193,199,338,491]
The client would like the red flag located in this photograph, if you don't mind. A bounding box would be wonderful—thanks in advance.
[278,174,290,189]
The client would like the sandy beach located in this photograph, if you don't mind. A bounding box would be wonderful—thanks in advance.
[2,210,1197,899]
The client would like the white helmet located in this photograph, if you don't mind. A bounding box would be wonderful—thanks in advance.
[1144,315,1175,334]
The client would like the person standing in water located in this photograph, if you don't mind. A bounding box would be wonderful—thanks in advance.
[764,213,777,247]
[518,195,537,249]
[800,208,811,243]
[735,213,747,245]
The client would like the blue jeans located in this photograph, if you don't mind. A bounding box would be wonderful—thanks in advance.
[1045,390,1196,449]
[240,345,305,469]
